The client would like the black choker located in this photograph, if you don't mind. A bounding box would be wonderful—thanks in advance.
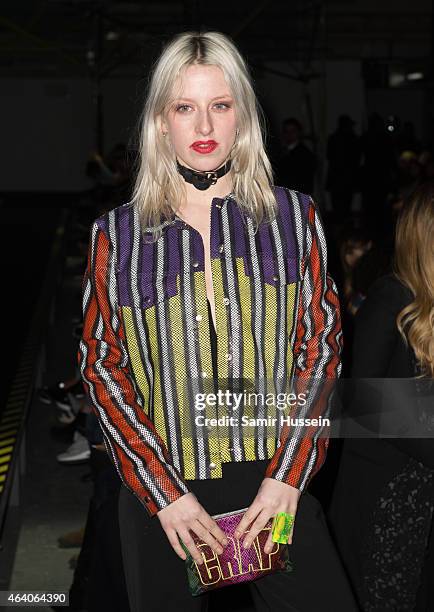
[176,158,232,191]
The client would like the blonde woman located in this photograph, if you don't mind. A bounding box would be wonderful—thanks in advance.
[79,31,356,611]
[329,181,434,611]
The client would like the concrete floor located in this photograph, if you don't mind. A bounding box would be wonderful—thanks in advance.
[3,249,91,611]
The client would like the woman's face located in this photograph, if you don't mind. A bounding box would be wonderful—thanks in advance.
[161,64,237,172]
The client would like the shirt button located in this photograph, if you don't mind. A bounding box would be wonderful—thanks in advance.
[144,496,151,503]
[201,371,208,378]
[196,314,202,321]
[225,353,232,361]
[219,244,225,253]
[272,274,279,281]
[223,297,230,306]
[209,462,217,469]
[144,296,151,304]
[192,261,199,268]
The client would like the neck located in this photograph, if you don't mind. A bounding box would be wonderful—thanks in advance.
[182,171,233,205]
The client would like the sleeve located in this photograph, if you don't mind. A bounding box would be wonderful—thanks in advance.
[77,220,190,517]
[350,276,434,469]
[351,276,400,379]
[265,197,343,490]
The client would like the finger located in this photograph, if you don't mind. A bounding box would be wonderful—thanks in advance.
[165,528,189,561]
[178,529,204,565]
[191,519,224,556]
[242,509,270,549]
[264,530,275,555]
[198,512,229,547]
[234,503,260,540]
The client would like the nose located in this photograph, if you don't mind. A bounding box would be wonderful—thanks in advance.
[195,108,213,137]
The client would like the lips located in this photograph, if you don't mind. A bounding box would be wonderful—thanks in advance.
[191,140,218,154]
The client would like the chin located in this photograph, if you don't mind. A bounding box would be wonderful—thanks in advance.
[186,154,227,171]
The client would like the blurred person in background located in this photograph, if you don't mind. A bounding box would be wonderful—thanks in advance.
[326,114,361,220]
[275,117,316,195]
[360,113,396,234]
[328,181,434,611]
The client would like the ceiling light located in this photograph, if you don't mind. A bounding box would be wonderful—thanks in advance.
[407,72,424,81]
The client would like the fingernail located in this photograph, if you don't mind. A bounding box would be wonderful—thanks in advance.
[243,540,249,549]
[217,547,223,555]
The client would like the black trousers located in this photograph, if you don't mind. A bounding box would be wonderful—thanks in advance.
[118,460,358,612]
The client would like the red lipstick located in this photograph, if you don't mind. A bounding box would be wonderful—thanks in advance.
[190,140,218,154]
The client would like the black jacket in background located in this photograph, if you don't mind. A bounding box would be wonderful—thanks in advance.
[328,274,434,611]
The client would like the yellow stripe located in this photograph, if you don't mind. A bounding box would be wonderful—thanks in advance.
[0,474,5,483]
[0,424,20,433]
[144,302,168,455]
[0,446,13,455]
[0,438,15,447]
[1,414,21,422]
[0,464,8,473]
[0,419,20,427]
[169,280,192,479]
[0,455,11,464]
[2,407,22,415]
[211,258,231,463]
[237,258,257,462]
[0,429,17,439]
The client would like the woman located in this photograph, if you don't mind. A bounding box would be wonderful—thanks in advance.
[78,31,357,611]
[328,181,434,611]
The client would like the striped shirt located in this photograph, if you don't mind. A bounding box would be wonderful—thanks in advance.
[78,186,342,517]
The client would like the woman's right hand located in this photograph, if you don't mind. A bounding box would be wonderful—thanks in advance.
[156,492,228,564]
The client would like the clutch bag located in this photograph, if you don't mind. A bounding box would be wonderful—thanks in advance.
[183,507,293,597]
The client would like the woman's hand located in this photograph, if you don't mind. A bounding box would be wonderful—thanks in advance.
[157,492,229,565]
[234,478,301,554]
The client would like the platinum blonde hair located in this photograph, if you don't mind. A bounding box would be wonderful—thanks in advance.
[130,30,277,240]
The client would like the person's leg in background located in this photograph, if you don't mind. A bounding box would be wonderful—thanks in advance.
[86,447,130,612]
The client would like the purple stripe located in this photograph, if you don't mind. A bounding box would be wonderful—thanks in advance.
[273,186,298,259]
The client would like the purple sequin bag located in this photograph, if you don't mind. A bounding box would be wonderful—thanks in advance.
[183,507,293,596]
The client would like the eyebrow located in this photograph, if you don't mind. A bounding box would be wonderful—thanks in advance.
[174,95,233,102]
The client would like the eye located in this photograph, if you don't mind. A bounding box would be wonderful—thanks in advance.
[175,104,192,113]
[214,102,231,110]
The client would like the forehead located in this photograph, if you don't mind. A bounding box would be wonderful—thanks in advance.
[174,64,232,98]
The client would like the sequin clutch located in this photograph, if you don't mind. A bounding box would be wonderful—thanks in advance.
[183,507,293,597]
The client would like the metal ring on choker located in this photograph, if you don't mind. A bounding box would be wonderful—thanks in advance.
[176,158,232,191]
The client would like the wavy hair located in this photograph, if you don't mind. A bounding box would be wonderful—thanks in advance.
[129,30,277,240]
[392,181,434,378]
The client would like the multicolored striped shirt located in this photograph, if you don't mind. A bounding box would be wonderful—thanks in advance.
[78,186,342,517]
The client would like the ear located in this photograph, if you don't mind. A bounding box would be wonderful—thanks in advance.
[157,114,168,135]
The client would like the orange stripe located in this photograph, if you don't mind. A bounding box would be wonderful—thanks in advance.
[80,228,183,511]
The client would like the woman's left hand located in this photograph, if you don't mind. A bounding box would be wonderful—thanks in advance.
[234,477,301,554]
